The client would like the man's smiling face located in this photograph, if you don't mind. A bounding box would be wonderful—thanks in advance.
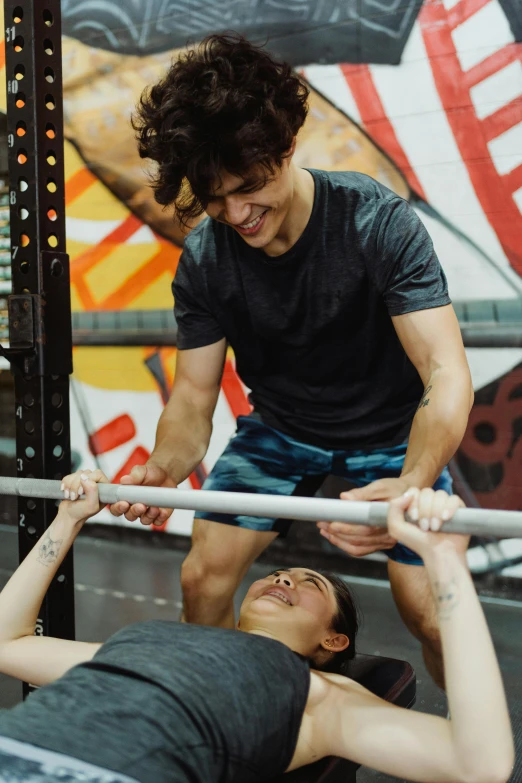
[201,159,294,250]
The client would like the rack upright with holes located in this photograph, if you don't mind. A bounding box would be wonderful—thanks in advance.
[2,0,75,692]
[0,112,9,343]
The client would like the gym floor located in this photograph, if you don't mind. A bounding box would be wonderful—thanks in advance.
[0,523,520,782]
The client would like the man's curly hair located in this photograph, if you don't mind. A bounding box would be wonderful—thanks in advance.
[132,34,310,226]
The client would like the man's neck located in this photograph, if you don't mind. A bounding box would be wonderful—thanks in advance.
[263,167,315,257]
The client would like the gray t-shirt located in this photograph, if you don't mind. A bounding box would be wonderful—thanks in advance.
[173,170,450,450]
[0,622,310,783]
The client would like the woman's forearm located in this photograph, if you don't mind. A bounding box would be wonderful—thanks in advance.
[0,511,80,642]
[401,366,473,487]
[425,545,514,779]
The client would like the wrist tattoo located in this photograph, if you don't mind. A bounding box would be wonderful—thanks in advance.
[37,530,63,568]
[434,579,460,620]
[417,385,432,411]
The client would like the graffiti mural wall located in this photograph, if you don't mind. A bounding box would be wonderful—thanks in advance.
[0,1,521,549]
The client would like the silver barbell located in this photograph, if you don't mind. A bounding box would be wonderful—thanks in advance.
[0,476,521,538]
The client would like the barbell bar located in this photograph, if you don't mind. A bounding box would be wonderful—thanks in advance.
[0,476,521,538]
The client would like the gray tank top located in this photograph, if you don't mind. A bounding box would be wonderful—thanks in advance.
[0,621,311,782]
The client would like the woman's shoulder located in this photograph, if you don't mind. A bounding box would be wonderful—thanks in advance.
[288,670,366,772]
[307,669,368,709]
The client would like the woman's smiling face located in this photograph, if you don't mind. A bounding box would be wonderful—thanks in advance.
[238,568,350,664]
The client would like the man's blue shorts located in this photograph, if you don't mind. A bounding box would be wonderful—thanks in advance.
[196,415,453,566]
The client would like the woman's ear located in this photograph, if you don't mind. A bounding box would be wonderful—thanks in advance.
[321,633,349,655]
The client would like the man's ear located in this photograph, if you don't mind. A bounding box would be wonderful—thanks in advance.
[284,137,297,161]
[321,633,349,654]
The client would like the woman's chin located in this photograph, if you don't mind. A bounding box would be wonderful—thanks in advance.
[248,602,288,619]
[240,601,291,627]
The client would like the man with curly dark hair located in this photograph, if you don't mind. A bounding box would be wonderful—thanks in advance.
[113,34,474,690]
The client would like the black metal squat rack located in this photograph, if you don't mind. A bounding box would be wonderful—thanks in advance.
[2,0,74,694]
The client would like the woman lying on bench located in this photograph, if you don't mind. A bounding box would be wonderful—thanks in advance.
[0,470,514,783]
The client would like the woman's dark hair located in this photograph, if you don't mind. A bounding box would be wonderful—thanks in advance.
[316,570,360,673]
[132,33,309,226]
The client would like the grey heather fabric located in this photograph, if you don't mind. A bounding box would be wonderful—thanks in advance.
[174,170,450,450]
[0,622,311,783]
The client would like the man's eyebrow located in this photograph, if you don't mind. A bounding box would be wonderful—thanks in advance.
[212,178,265,198]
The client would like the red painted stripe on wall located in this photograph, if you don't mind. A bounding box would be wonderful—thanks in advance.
[71,214,145,309]
[88,414,136,456]
[73,214,143,278]
[189,472,202,490]
[504,164,522,197]
[101,239,181,311]
[447,0,491,30]
[340,63,427,200]
[464,44,522,90]
[65,168,97,205]
[221,357,251,418]
[480,97,522,143]
[419,3,522,274]
[111,445,151,486]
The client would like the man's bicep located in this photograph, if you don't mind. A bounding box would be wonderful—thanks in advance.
[392,305,468,382]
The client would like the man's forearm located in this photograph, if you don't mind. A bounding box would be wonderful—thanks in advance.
[401,366,473,487]
[150,394,213,485]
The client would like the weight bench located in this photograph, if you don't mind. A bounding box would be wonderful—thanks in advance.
[267,653,416,783]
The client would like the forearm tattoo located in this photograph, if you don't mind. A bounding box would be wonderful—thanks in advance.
[434,578,460,620]
[417,384,432,411]
[36,530,63,567]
